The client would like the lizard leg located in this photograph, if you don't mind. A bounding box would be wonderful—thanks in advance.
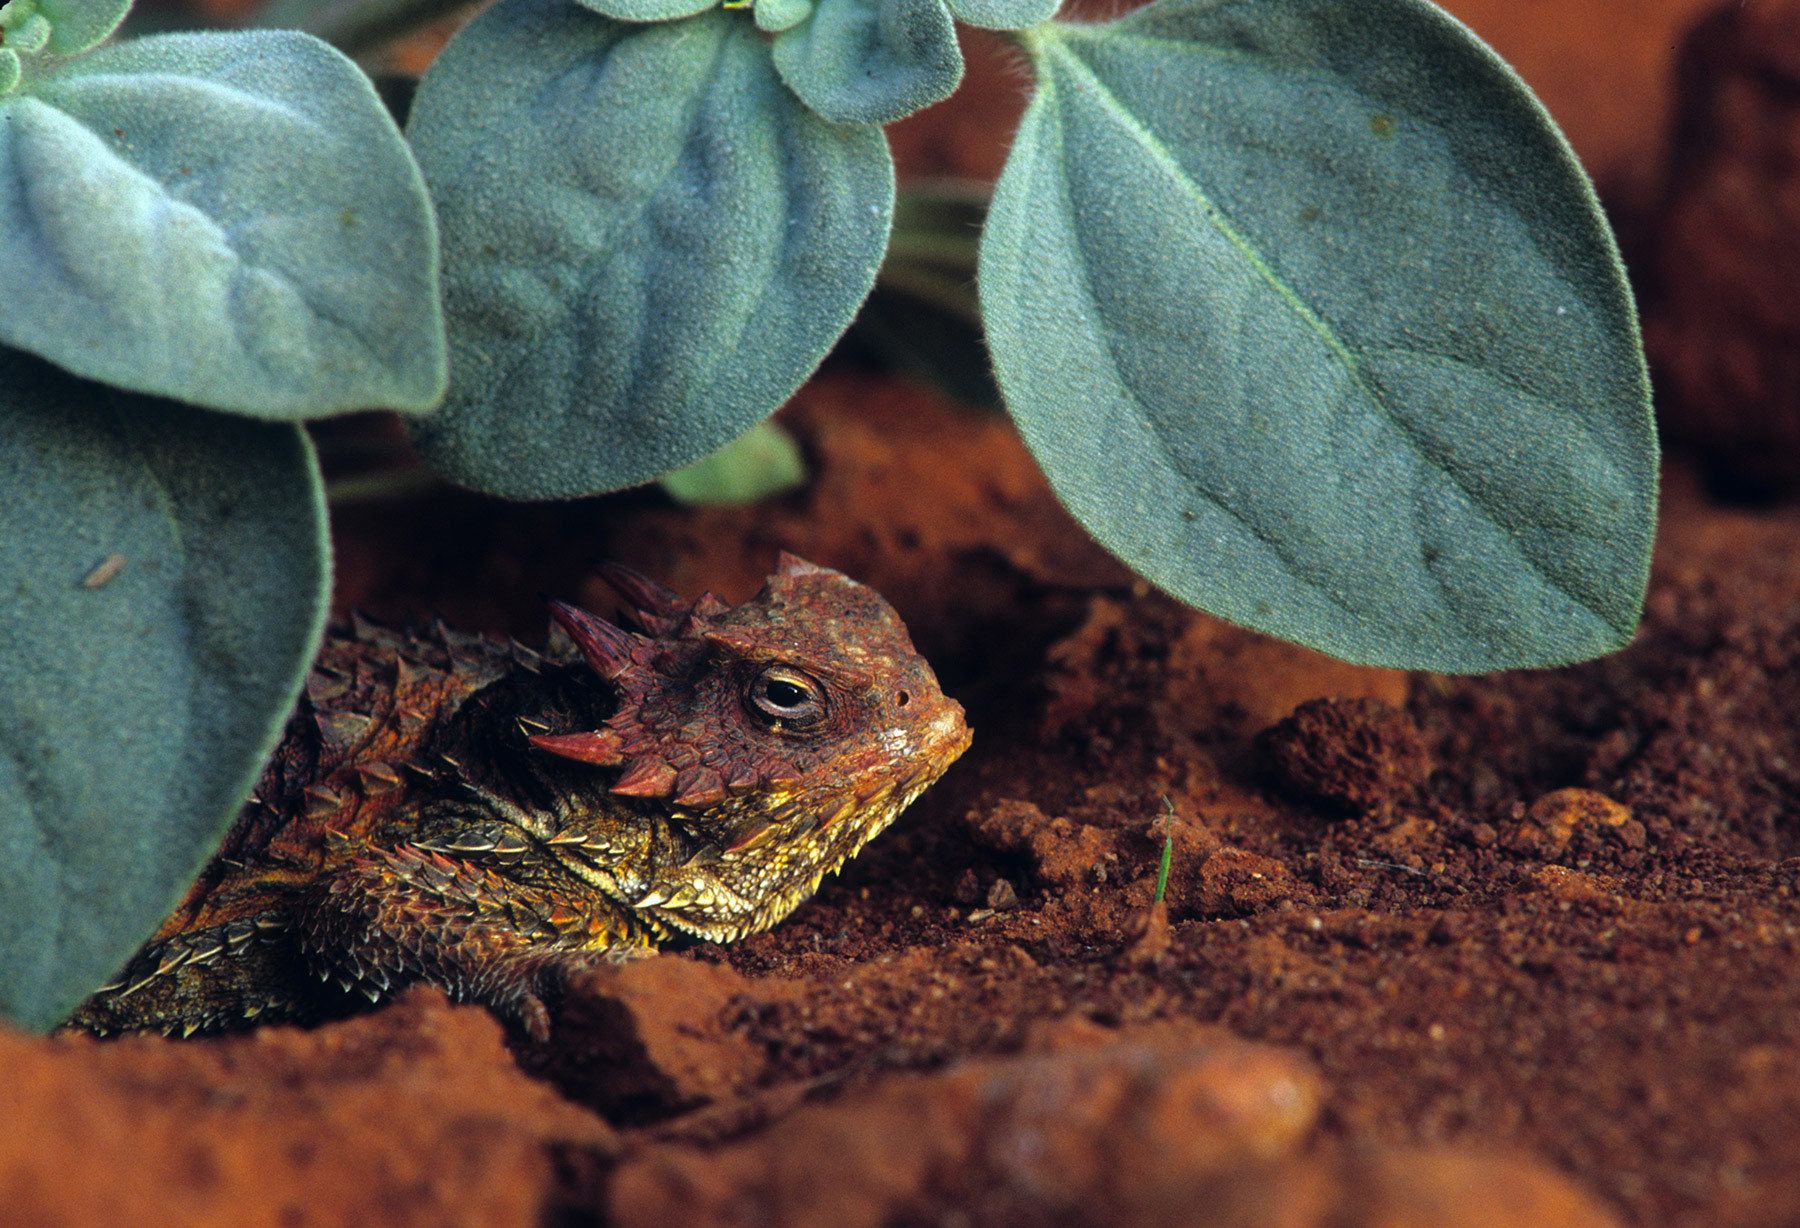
[301,841,649,1041]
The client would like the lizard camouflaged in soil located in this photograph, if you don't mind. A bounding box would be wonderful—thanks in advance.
[69,555,969,1040]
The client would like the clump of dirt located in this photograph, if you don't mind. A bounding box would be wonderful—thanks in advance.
[1503,788,1637,859]
[1257,697,1433,815]
[524,957,787,1125]
[0,987,614,1227]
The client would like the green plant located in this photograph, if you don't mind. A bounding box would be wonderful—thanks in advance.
[0,0,1654,1029]
[0,0,440,1030]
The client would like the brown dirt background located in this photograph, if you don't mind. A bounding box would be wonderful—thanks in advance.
[7,2,1800,1225]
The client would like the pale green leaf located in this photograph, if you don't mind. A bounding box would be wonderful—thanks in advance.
[944,0,1057,32]
[981,0,1656,671]
[0,348,329,1032]
[661,420,808,505]
[39,0,130,53]
[573,0,713,23]
[772,0,961,125]
[0,31,445,418]
[755,0,812,34]
[8,13,52,54]
[407,0,893,499]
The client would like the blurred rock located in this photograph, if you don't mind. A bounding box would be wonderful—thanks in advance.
[609,1020,1323,1228]
[1339,1146,1628,1228]
[1648,0,1800,496]
[607,1020,1620,1228]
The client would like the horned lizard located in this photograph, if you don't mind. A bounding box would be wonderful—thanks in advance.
[70,555,969,1040]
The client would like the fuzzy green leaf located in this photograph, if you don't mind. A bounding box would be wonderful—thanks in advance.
[982,0,1656,672]
[661,420,808,505]
[8,13,53,54]
[944,0,1057,32]
[0,31,445,419]
[755,0,812,34]
[0,50,19,95]
[573,0,713,23]
[772,0,961,125]
[39,0,131,54]
[408,0,893,500]
[0,348,329,1032]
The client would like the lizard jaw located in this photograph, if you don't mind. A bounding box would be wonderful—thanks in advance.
[627,773,944,944]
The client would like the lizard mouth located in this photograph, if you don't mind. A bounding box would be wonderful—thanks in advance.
[627,715,970,944]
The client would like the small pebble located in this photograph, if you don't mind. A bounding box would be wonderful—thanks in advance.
[1508,788,1632,856]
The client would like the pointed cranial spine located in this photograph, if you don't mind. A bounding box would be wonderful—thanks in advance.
[546,599,646,681]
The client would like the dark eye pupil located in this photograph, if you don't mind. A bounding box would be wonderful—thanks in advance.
[763,679,808,709]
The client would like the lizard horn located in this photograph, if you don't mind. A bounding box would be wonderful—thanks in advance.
[774,551,831,577]
[594,562,686,633]
[546,599,643,681]
[528,730,625,766]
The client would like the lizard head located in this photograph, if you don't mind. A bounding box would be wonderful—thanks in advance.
[529,554,971,942]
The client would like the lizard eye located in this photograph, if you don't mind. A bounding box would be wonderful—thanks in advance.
[749,666,826,729]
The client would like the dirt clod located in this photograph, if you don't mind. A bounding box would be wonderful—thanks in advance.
[1186,846,1302,917]
[965,798,1126,890]
[0,989,613,1228]
[1258,697,1433,815]
[529,955,780,1123]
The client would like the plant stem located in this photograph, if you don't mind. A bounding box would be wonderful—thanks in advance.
[884,232,980,270]
[875,263,983,329]
[324,465,444,505]
[1152,795,1176,904]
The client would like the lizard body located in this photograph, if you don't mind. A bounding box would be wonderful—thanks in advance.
[70,555,969,1039]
